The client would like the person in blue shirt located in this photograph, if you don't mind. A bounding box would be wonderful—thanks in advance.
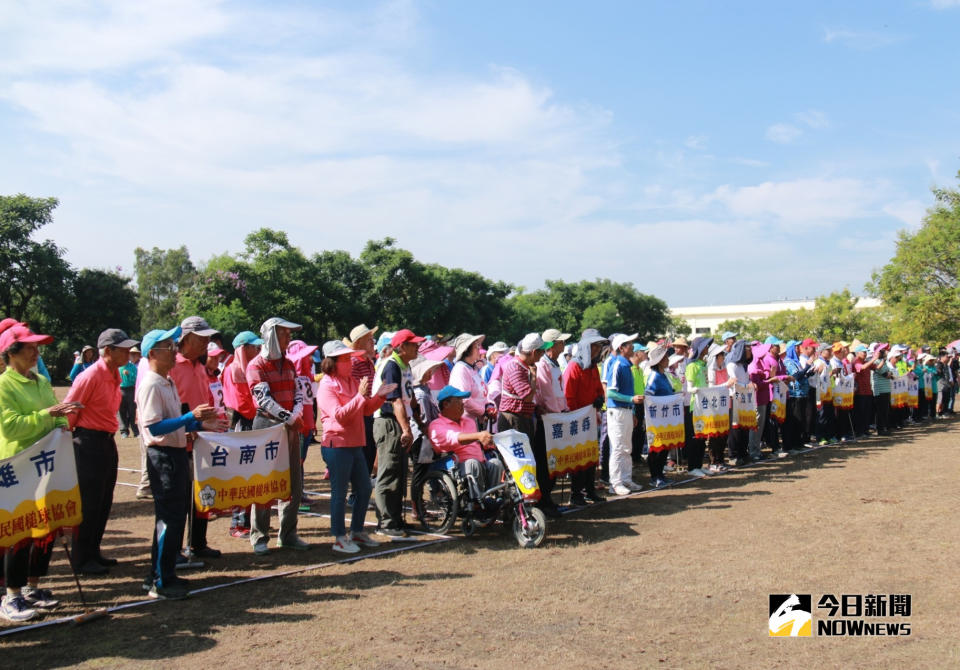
[605,333,643,496]
[644,343,676,487]
[69,345,97,382]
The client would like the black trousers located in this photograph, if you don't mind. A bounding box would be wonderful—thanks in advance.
[146,446,189,587]
[853,395,874,435]
[817,403,836,441]
[835,408,854,438]
[682,407,706,470]
[363,414,377,474]
[727,418,749,462]
[532,417,556,504]
[647,449,668,480]
[804,387,818,442]
[119,386,137,436]
[783,396,805,450]
[4,540,54,589]
[875,393,891,433]
[72,428,118,566]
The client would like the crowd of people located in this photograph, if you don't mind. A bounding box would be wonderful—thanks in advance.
[0,313,957,621]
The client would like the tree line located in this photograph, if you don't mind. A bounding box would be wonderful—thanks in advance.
[3,172,958,381]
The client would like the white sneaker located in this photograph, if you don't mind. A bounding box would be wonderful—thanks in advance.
[332,535,360,554]
[625,481,644,492]
[0,594,37,622]
[688,468,708,477]
[349,531,381,548]
[611,484,631,496]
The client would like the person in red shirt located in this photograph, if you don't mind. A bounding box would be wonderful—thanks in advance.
[64,328,138,575]
[852,344,881,437]
[349,324,379,473]
[562,329,609,505]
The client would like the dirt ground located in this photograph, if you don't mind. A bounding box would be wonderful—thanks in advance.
[1,403,957,668]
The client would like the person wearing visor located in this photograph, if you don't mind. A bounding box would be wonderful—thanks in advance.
[137,327,223,599]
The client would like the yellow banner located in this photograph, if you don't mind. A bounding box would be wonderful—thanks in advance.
[891,377,908,408]
[542,406,599,477]
[644,393,685,451]
[691,386,731,438]
[193,425,291,516]
[0,429,82,551]
[732,384,758,430]
[493,430,540,501]
[833,375,854,410]
[907,378,919,408]
[769,382,787,424]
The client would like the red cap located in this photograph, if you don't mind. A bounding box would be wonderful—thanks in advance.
[390,329,425,348]
[0,325,53,353]
[800,338,817,348]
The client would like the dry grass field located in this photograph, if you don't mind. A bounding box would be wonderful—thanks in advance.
[2,400,956,669]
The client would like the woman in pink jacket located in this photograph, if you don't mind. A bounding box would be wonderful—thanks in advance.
[316,340,396,554]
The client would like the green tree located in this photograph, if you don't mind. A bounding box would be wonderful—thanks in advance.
[869,173,960,343]
[134,246,196,332]
[581,301,621,334]
[0,194,72,324]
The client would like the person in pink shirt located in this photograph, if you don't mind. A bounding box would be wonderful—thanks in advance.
[64,328,138,575]
[449,333,489,425]
[535,329,570,508]
[429,385,503,503]
[317,340,396,554]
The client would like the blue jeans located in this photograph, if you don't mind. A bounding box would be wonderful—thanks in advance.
[321,446,372,537]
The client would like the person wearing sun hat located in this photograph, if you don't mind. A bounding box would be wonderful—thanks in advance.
[481,341,510,384]
[347,324,379,473]
[0,324,81,619]
[563,329,609,504]
[449,333,489,426]
[644,343,677,487]
[604,333,644,494]
[317,339,396,554]
[246,317,309,554]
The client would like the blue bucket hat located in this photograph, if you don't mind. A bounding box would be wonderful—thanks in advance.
[232,330,264,349]
[721,331,737,341]
[764,336,784,345]
[141,326,181,358]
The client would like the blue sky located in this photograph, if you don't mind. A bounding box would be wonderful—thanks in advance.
[1,0,958,307]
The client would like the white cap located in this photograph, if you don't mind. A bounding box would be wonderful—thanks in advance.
[610,333,638,352]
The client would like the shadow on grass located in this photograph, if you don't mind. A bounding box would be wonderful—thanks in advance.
[5,568,472,667]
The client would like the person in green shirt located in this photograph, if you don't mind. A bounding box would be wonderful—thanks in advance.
[0,325,82,622]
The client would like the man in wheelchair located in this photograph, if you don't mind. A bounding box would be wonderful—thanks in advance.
[428,385,505,508]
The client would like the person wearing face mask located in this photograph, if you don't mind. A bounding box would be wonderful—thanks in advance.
[246,317,308,555]
[316,340,396,554]
[562,329,609,505]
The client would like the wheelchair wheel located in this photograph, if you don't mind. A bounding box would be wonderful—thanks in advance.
[411,471,458,534]
[512,504,547,548]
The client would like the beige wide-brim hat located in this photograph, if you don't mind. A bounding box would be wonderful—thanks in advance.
[671,336,689,348]
[453,333,485,361]
[349,323,378,345]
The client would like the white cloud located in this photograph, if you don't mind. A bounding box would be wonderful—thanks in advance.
[711,177,890,227]
[765,123,802,144]
[796,109,830,129]
[882,200,928,230]
[822,28,906,50]
[930,0,960,9]
[684,135,707,150]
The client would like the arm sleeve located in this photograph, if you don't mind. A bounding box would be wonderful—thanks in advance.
[607,389,635,404]
[147,412,202,436]
[251,381,292,423]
